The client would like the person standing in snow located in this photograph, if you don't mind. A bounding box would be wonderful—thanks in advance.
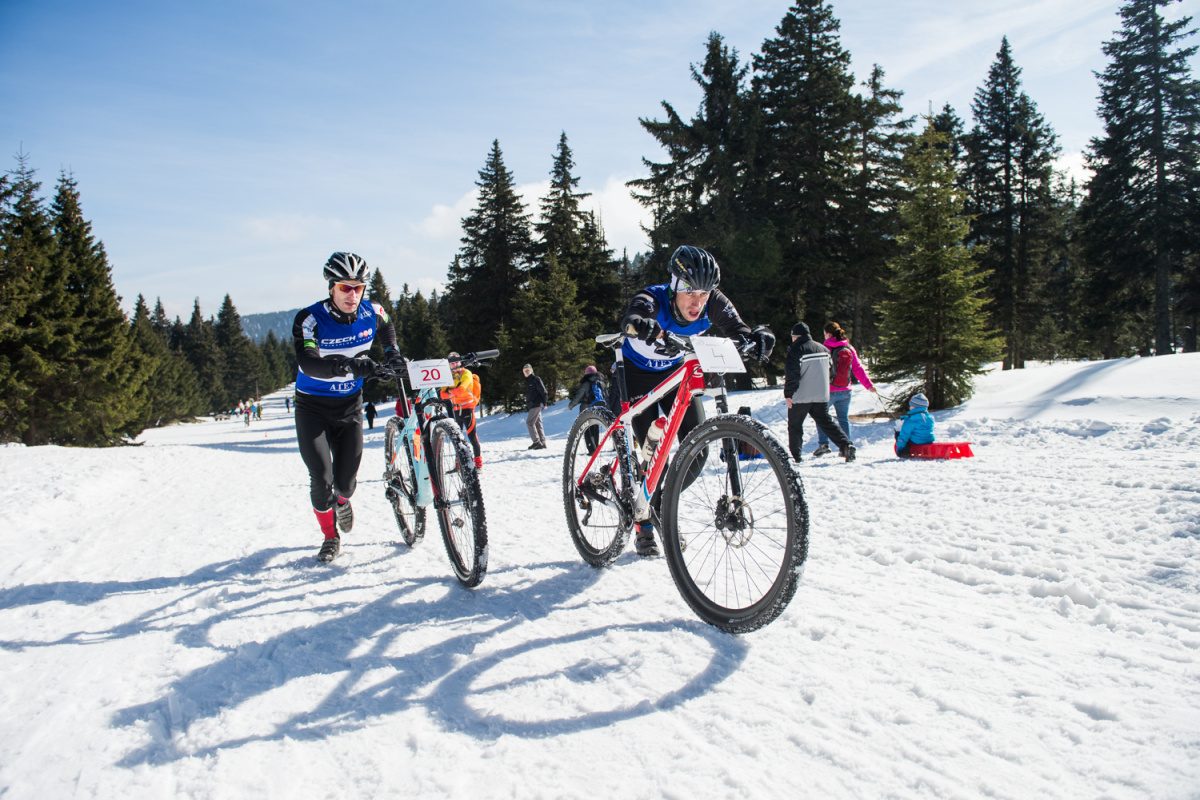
[813,321,876,457]
[783,321,855,463]
[523,363,548,450]
[620,245,774,557]
[894,392,936,458]
[292,252,405,563]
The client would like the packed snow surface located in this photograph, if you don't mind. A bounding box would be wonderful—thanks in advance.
[2,354,1198,799]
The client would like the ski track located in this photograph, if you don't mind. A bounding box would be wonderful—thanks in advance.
[1,355,1199,799]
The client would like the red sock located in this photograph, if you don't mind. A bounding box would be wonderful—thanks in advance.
[314,508,337,539]
[336,495,349,506]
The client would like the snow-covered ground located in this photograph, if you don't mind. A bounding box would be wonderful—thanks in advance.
[2,354,1198,799]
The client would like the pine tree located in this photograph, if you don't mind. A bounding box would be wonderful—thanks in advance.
[0,153,74,445]
[536,133,622,335]
[842,64,915,347]
[213,294,263,407]
[535,132,589,280]
[128,295,205,428]
[364,268,395,403]
[403,290,449,362]
[51,172,139,444]
[964,37,1061,369]
[874,123,1001,410]
[181,300,226,411]
[504,254,590,404]
[443,141,534,353]
[752,1,859,330]
[631,31,774,329]
[1081,0,1199,356]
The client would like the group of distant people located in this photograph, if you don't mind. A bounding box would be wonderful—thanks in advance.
[288,246,934,564]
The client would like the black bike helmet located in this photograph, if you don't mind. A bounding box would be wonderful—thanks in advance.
[323,252,369,284]
[667,245,720,293]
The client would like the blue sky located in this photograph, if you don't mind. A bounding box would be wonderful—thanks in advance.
[3,0,1192,317]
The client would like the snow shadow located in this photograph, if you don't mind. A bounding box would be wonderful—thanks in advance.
[106,557,746,765]
[0,546,307,645]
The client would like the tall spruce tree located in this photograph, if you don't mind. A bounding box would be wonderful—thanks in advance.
[536,133,622,335]
[443,141,534,358]
[363,268,395,403]
[631,31,775,330]
[0,154,75,445]
[964,37,1061,369]
[504,254,590,403]
[842,65,915,347]
[128,295,204,427]
[874,123,1001,410]
[51,172,139,444]
[535,132,589,280]
[752,1,860,334]
[1081,0,1199,356]
[181,300,226,411]
[213,294,263,407]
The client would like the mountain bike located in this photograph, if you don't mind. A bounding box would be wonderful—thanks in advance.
[382,349,498,588]
[562,331,808,633]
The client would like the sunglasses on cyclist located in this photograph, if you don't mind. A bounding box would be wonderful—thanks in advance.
[334,282,366,295]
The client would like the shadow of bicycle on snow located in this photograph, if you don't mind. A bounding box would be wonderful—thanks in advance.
[97,550,748,765]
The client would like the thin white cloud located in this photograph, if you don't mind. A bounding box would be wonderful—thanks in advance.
[414,177,649,258]
[582,177,650,257]
[241,214,345,244]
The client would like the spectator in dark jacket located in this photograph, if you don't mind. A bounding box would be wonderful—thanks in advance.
[783,322,855,462]
[523,363,548,449]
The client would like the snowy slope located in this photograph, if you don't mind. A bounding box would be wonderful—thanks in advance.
[2,354,1198,799]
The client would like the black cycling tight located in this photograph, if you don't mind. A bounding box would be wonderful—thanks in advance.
[295,392,364,510]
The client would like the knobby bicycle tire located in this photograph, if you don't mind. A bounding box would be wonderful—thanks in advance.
[384,417,426,546]
[660,414,808,633]
[429,417,488,587]
[562,407,634,567]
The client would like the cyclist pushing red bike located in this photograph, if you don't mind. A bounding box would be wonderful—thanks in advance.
[562,246,808,633]
[620,246,775,556]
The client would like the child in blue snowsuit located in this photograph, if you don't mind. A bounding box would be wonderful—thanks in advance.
[895,392,935,458]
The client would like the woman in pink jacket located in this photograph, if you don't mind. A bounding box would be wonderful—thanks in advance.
[814,321,877,456]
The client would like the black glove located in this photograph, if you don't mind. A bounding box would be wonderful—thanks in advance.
[628,315,662,345]
[751,326,775,362]
[384,349,407,373]
[350,355,380,379]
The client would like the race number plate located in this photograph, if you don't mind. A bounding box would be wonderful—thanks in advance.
[691,337,746,373]
[406,359,455,388]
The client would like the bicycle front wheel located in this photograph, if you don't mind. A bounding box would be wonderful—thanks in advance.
[429,418,488,587]
[660,414,808,633]
[384,417,425,546]
[562,408,633,567]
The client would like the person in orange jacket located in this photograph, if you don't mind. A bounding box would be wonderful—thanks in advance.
[440,351,483,469]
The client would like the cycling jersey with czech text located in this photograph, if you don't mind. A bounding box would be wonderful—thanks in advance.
[295,300,383,398]
[623,283,740,372]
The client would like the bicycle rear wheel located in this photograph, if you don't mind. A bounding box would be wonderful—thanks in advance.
[660,414,808,633]
[562,408,633,566]
[384,417,425,546]
[429,418,488,587]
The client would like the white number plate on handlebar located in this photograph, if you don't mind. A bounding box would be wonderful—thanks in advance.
[406,359,455,388]
[691,337,746,374]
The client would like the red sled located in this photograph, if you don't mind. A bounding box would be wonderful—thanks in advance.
[901,442,974,459]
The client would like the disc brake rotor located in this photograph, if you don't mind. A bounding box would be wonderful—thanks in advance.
[713,495,754,547]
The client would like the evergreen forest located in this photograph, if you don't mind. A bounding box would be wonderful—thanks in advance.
[1,0,1196,444]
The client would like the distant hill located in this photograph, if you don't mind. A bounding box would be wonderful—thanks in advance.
[241,309,300,343]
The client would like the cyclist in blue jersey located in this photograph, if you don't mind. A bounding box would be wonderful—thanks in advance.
[620,245,775,556]
[293,252,406,563]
